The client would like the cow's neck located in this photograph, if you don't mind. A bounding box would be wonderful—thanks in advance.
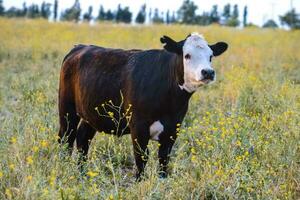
[169,54,194,102]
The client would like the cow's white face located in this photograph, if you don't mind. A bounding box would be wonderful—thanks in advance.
[180,33,215,92]
[160,33,228,93]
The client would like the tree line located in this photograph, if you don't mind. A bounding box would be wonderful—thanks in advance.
[0,0,299,29]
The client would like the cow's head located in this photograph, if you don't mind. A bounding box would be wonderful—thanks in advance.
[160,33,228,93]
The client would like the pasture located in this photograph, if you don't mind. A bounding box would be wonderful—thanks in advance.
[0,18,299,199]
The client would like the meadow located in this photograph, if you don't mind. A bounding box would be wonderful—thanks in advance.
[0,18,299,199]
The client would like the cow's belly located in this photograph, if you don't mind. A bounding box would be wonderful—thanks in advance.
[77,96,131,137]
[75,75,131,136]
[80,113,131,136]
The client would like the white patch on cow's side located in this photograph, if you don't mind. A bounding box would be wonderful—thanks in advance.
[149,121,164,141]
[180,32,215,93]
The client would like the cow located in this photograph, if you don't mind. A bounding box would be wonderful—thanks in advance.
[58,33,228,180]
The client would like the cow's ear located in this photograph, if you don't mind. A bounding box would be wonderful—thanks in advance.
[160,35,183,55]
[209,42,228,56]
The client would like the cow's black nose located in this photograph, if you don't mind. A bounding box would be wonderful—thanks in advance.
[201,69,215,80]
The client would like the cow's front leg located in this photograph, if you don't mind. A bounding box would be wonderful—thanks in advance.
[158,135,176,178]
[131,121,150,181]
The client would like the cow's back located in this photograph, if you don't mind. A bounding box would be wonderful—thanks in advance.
[59,45,140,134]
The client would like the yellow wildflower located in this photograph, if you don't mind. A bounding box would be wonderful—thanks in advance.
[9,164,15,170]
[215,169,223,176]
[233,123,239,129]
[235,155,242,161]
[26,175,33,181]
[26,156,33,165]
[40,140,48,148]
[32,146,39,152]
[54,135,60,140]
[5,188,12,199]
[87,171,98,177]
[43,189,49,195]
[191,147,196,154]
[10,137,17,144]
[108,112,114,117]
[49,175,56,186]
[221,132,225,139]
[191,155,197,163]
[108,194,114,200]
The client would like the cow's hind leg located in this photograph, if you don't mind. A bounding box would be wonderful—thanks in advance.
[76,121,96,172]
[58,100,80,154]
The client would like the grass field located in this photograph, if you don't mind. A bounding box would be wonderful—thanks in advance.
[0,18,299,199]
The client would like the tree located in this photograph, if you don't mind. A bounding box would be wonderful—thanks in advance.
[122,7,132,23]
[161,11,164,22]
[226,18,240,27]
[243,6,248,27]
[97,5,105,20]
[263,19,278,28]
[196,12,211,25]
[22,2,27,17]
[177,0,198,24]
[226,4,240,27]
[83,5,93,22]
[166,10,170,24]
[105,9,114,21]
[152,8,164,23]
[222,3,231,22]
[115,4,132,23]
[5,1,27,17]
[135,4,146,24]
[27,4,40,18]
[41,1,51,19]
[247,22,259,28]
[5,7,23,17]
[279,9,300,29]
[0,0,5,15]
[115,4,122,22]
[61,0,81,22]
[170,11,178,23]
[53,0,58,21]
[232,4,239,19]
[210,5,220,24]
[148,8,152,23]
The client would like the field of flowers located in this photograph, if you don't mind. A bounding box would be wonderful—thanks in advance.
[0,18,299,199]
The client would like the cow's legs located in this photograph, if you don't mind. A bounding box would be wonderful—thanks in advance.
[58,101,80,154]
[158,135,176,178]
[76,121,96,172]
[131,120,150,181]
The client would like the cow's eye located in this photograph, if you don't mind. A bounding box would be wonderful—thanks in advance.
[185,54,191,59]
[209,55,213,62]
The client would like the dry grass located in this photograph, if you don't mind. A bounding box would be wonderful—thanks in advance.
[0,18,300,199]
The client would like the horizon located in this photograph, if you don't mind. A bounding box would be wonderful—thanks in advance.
[3,0,300,26]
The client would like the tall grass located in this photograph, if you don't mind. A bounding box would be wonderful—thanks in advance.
[0,18,299,199]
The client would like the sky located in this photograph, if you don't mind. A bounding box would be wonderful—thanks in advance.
[3,0,300,26]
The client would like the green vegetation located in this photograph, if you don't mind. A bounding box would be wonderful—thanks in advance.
[1,0,300,29]
[0,18,299,199]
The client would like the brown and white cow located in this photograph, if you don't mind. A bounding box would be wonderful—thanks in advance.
[58,33,228,179]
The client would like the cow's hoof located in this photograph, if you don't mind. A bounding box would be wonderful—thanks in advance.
[135,172,144,182]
